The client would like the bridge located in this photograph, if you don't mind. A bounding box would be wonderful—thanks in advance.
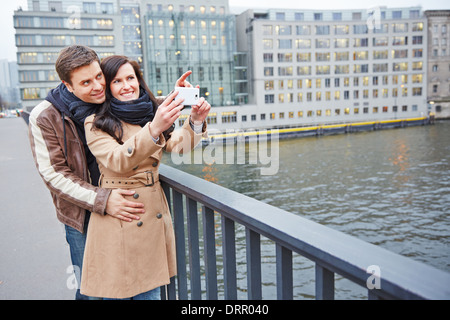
[1,115,449,300]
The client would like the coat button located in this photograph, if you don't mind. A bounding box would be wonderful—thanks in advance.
[152,161,158,167]
[128,147,133,154]
[156,213,162,219]
[137,221,143,227]
[133,193,139,199]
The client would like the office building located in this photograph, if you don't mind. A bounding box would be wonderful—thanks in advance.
[14,0,123,110]
[425,10,450,119]
[219,6,428,131]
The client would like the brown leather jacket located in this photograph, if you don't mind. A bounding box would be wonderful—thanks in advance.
[28,100,111,233]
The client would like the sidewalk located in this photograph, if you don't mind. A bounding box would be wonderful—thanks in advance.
[0,117,73,300]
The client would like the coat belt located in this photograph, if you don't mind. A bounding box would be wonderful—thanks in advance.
[100,170,159,188]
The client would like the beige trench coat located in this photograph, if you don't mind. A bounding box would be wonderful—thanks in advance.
[80,114,206,299]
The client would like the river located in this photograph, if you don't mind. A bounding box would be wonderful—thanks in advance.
[162,121,450,299]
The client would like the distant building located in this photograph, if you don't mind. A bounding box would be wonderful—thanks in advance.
[425,10,450,119]
[0,59,20,110]
[14,0,123,111]
[226,7,428,131]
[14,2,439,130]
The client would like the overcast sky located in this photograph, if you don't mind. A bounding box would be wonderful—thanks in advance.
[1,0,448,62]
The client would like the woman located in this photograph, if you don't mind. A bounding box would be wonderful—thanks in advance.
[80,55,210,299]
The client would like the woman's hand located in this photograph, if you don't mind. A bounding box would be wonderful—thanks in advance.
[190,97,211,124]
[150,91,184,139]
[175,70,194,88]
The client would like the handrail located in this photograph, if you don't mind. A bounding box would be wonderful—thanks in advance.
[159,164,450,300]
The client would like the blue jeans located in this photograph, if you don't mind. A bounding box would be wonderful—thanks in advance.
[64,213,91,300]
[103,287,161,300]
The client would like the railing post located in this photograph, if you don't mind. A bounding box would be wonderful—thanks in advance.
[172,190,188,300]
[187,197,201,299]
[315,264,335,300]
[202,206,218,300]
[222,215,237,299]
[276,244,293,300]
[161,183,177,300]
[246,228,262,300]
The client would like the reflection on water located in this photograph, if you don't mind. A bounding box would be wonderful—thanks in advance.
[162,121,450,299]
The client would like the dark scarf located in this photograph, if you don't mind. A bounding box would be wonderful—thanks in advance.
[46,83,101,187]
[109,88,155,127]
[59,83,99,127]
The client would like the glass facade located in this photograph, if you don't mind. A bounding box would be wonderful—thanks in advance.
[143,10,237,106]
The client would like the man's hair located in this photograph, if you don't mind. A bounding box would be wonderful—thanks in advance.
[55,45,100,85]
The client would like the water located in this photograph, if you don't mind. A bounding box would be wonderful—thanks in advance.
[162,121,450,299]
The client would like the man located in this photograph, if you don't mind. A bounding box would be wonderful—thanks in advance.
[28,45,193,299]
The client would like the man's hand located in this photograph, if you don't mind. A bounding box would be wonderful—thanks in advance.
[105,189,145,222]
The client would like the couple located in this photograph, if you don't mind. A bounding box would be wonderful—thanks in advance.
[28,45,210,300]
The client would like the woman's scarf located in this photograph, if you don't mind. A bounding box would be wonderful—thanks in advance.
[109,88,155,127]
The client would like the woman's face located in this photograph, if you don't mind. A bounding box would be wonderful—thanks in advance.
[110,62,140,101]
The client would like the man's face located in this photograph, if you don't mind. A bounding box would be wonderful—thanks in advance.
[63,61,106,104]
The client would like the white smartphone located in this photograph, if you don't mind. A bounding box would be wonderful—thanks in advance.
[175,87,200,106]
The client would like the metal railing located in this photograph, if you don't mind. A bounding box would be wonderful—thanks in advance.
[158,164,450,300]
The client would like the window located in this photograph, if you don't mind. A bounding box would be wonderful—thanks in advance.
[373,37,388,46]
[262,39,273,49]
[354,25,368,34]
[315,25,329,35]
[83,2,96,14]
[392,11,402,19]
[412,36,422,45]
[295,13,304,21]
[278,39,292,49]
[333,12,342,21]
[352,12,362,20]
[334,38,349,48]
[263,53,273,62]
[296,25,310,35]
[222,112,237,123]
[276,12,285,20]
[100,2,113,14]
[316,39,330,48]
[262,25,272,35]
[393,23,408,33]
[264,67,273,76]
[297,53,311,62]
[276,25,291,35]
[296,39,311,49]
[392,36,407,46]
[354,38,369,47]
[265,95,274,104]
[314,13,323,21]
[335,25,348,34]
[412,22,423,32]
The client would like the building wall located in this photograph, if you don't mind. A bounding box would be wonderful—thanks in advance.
[15,0,123,111]
[140,0,237,107]
[246,7,428,127]
[425,10,450,119]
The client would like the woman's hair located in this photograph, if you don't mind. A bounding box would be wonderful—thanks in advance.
[55,45,100,85]
[93,55,173,143]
